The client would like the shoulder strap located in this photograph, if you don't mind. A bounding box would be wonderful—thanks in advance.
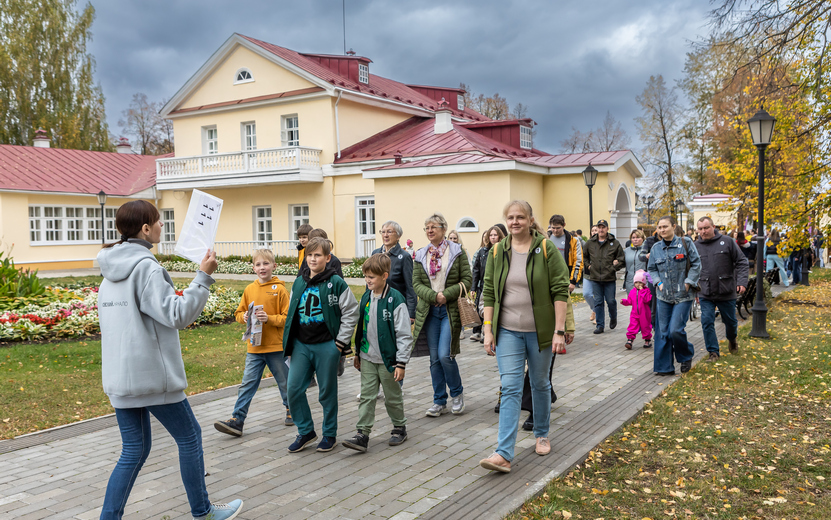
[681,237,691,277]
[493,242,499,258]
[542,239,548,259]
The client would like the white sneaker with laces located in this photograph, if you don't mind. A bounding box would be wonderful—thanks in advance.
[451,393,465,415]
[195,499,243,520]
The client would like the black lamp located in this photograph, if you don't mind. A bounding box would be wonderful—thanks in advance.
[97,190,107,244]
[583,163,598,230]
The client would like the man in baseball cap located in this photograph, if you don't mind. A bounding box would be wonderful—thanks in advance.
[582,219,625,334]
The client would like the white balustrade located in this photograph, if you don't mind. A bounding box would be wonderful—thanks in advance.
[156,147,322,179]
[157,240,300,259]
[359,237,376,258]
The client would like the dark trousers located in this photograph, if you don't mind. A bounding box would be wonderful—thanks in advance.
[521,352,558,412]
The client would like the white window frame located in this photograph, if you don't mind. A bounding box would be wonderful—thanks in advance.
[253,206,272,246]
[457,94,465,111]
[28,204,116,245]
[289,204,309,240]
[234,68,254,84]
[281,115,300,147]
[520,126,533,149]
[162,209,176,243]
[455,217,479,233]
[241,122,257,151]
[355,197,375,255]
[203,125,218,155]
[358,63,369,84]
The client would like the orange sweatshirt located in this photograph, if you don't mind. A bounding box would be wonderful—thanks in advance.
[234,276,290,353]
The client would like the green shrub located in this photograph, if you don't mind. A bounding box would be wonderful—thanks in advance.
[154,254,190,263]
[0,251,46,300]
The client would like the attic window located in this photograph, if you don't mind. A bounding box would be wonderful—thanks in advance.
[234,68,253,84]
[358,63,369,84]
[456,217,478,232]
[520,126,533,149]
[457,94,465,111]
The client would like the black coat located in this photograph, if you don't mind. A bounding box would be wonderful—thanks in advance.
[471,246,490,294]
[371,243,417,319]
[694,231,750,301]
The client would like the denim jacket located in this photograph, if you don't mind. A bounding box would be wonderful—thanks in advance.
[647,236,701,304]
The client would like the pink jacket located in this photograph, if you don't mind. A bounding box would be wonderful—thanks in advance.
[621,286,652,324]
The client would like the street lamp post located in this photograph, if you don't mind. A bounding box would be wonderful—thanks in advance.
[583,163,598,231]
[97,191,107,244]
[747,108,776,338]
[801,247,811,286]
[645,195,655,226]
[675,199,685,231]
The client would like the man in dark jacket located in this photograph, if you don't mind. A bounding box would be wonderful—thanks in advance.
[582,219,625,334]
[694,217,749,361]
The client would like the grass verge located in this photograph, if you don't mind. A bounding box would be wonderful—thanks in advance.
[510,268,831,520]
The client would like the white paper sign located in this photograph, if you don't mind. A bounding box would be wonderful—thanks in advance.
[174,189,223,263]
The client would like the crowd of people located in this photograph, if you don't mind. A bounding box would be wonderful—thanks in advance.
[93,199,821,519]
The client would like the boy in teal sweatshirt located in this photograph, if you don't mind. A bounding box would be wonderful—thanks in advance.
[343,253,412,452]
[283,237,358,453]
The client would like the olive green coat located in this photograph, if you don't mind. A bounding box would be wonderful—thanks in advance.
[411,241,472,357]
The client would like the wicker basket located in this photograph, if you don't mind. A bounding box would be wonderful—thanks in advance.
[457,283,481,328]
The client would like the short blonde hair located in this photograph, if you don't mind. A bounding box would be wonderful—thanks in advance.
[252,249,275,264]
[362,253,391,276]
[305,237,332,256]
[424,213,447,230]
[630,229,646,241]
[503,199,545,234]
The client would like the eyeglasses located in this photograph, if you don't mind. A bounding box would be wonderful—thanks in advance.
[423,226,441,232]
[380,230,397,235]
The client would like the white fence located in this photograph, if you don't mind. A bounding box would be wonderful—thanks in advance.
[158,240,299,259]
[358,237,376,258]
[156,147,322,179]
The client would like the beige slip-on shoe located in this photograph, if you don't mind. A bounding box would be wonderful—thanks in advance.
[535,437,551,456]
[479,453,511,473]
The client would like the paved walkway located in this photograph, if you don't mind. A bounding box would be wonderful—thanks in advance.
[1,281,793,520]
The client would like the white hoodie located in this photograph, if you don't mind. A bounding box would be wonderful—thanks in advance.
[97,240,215,408]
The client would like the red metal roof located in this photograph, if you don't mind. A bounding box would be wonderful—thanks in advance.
[335,117,546,164]
[239,34,491,121]
[526,151,630,168]
[0,144,161,196]
[368,153,515,171]
[170,86,324,115]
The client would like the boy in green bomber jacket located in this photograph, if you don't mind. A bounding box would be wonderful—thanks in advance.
[283,238,359,454]
[343,253,412,452]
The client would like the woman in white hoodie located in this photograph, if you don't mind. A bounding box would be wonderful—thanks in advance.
[97,201,242,520]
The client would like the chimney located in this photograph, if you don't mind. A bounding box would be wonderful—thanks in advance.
[394,153,403,165]
[33,128,50,148]
[116,137,132,154]
[434,109,453,135]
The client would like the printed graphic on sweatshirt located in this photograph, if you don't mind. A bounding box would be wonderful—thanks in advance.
[299,286,324,325]
[360,299,371,353]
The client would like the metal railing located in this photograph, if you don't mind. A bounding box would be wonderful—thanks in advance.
[156,146,322,179]
[158,240,299,259]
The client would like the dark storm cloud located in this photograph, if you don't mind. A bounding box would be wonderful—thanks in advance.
[87,0,710,153]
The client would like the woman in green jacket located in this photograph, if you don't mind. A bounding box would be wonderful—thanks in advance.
[479,200,572,473]
[412,213,472,418]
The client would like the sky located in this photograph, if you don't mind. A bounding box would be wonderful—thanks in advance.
[86,0,714,155]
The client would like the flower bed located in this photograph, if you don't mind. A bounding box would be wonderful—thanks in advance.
[0,285,240,342]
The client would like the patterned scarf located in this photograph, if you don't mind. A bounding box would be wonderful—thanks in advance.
[428,240,449,279]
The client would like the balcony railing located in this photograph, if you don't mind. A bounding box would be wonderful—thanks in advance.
[158,240,300,259]
[358,237,376,258]
[156,147,323,189]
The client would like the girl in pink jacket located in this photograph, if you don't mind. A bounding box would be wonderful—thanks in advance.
[620,270,652,350]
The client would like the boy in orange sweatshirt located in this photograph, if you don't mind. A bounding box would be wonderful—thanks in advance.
[215,249,291,437]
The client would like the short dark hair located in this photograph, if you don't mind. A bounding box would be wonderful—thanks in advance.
[362,253,390,276]
[305,237,331,256]
[103,200,160,249]
[658,215,677,227]
[548,214,566,227]
[697,216,715,226]
[297,224,313,237]
[308,228,329,240]
[575,229,583,236]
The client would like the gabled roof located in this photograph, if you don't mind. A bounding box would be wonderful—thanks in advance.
[162,34,492,121]
[0,144,161,196]
[334,117,546,164]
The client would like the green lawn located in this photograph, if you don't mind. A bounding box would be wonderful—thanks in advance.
[510,268,831,519]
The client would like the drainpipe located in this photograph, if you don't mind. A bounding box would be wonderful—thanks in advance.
[335,90,343,158]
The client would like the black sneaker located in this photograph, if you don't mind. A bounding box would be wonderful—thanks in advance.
[214,417,243,437]
[522,414,534,431]
[389,426,408,446]
[343,431,369,452]
[288,431,318,453]
[680,360,692,373]
[316,436,338,452]
[656,371,676,376]
[609,318,617,330]
[284,410,294,426]
[593,326,604,334]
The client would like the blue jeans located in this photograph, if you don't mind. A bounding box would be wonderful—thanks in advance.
[653,299,694,373]
[700,298,738,354]
[425,305,463,405]
[101,399,211,519]
[791,258,802,284]
[286,339,340,437]
[592,280,617,328]
[232,351,289,422]
[583,278,596,312]
[766,254,789,286]
[495,328,553,461]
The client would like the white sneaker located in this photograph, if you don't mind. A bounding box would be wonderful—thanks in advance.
[451,393,465,415]
[356,392,362,402]
[469,333,482,341]
[425,403,446,417]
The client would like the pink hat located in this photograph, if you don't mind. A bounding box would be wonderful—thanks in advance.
[634,269,651,284]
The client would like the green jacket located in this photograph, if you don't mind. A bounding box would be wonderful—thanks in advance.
[583,233,625,282]
[482,231,574,350]
[354,284,412,372]
[411,241,472,357]
[282,267,359,357]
